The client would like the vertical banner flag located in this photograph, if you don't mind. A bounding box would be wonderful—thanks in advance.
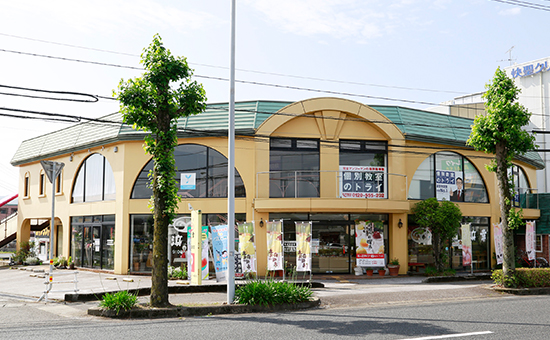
[266,220,284,271]
[201,226,209,280]
[461,223,472,266]
[355,221,385,267]
[526,221,536,261]
[238,222,256,273]
[295,221,312,272]
[493,223,503,265]
[189,210,202,285]
[211,225,228,282]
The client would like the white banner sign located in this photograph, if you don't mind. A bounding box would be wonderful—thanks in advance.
[461,223,472,266]
[526,221,536,261]
[493,223,503,265]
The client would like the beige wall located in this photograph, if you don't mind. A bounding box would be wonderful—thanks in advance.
[15,97,540,276]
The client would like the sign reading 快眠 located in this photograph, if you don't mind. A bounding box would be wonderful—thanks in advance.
[510,61,550,78]
[340,166,386,199]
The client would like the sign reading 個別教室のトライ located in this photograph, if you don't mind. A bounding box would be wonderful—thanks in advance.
[340,166,386,199]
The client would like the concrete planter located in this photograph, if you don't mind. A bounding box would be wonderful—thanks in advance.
[88,297,321,319]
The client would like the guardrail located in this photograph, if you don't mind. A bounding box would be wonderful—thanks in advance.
[37,271,79,303]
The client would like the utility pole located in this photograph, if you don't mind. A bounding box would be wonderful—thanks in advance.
[227,0,236,304]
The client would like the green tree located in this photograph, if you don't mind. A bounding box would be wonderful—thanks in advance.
[467,67,536,286]
[115,35,206,307]
[412,198,462,272]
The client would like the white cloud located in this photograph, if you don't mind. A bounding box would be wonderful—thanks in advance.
[244,0,395,40]
[3,0,219,35]
[498,7,521,16]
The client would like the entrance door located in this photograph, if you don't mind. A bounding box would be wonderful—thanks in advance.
[313,224,350,274]
[92,226,102,269]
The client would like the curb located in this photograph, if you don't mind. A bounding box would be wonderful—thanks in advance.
[492,286,550,295]
[66,281,324,302]
[88,297,321,318]
[422,274,492,283]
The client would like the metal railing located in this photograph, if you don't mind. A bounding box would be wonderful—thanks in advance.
[256,170,407,199]
[515,187,539,209]
[38,271,79,303]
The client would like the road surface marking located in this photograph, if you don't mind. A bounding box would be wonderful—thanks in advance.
[398,331,493,340]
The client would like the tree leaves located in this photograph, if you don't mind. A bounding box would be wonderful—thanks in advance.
[467,67,536,282]
[114,34,206,307]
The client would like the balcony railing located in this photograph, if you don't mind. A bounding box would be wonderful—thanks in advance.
[256,170,407,199]
[515,188,538,209]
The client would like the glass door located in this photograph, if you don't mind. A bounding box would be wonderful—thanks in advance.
[82,226,93,267]
[313,224,350,274]
[102,225,115,270]
[92,226,102,269]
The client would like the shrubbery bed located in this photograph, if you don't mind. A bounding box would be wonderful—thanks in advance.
[492,268,550,288]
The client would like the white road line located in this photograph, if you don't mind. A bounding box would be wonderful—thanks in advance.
[398,331,493,340]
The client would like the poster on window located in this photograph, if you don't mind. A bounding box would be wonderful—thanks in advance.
[526,221,536,261]
[355,220,385,267]
[340,166,386,199]
[436,170,464,202]
[211,225,228,282]
[461,223,472,266]
[493,223,503,265]
[266,220,284,271]
[238,222,256,273]
[295,221,312,271]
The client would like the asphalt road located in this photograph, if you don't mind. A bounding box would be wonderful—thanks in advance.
[1,293,549,340]
[2,266,547,339]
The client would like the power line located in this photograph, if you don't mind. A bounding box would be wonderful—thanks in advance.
[0,33,467,95]
[0,84,98,103]
[489,0,550,11]
[4,47,550,115]
[0,48,460,108]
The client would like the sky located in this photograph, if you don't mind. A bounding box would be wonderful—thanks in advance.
[0,0,549,197]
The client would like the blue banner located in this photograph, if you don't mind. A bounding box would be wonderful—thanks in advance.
[211,225,228,281]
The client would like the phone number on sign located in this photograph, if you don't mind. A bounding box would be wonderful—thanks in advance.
[342,192,386,198]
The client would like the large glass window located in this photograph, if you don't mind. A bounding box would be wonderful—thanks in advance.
[70,215,115,270]
[269,138,320,198]
[269,213,388,274]
[72,154,116,203]
[131,144,245,199]
[129,213,246,273]
[409,152,488,203]
[408,215,490,272]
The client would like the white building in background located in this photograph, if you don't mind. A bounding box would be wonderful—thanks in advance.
[429,57,550,194]
[505,57,550,193]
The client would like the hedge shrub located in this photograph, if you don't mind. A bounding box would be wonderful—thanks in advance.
[234,279,313,306]
[492,268,550,288]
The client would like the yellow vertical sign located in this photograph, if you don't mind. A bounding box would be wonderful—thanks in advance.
[190,210,202,285]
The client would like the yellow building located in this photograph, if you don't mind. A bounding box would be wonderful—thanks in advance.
[11,97,542,275]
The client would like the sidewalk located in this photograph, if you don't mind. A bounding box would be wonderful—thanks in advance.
[0,265,494,311]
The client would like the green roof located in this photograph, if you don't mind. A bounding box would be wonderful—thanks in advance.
[371,105,544,169]
[11,100,544,169]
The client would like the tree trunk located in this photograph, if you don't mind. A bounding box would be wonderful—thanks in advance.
[495,142,515,284]
[433,235,443,272]
[150,108,172,307]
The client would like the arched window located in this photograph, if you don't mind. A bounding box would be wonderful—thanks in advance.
[409,151,488,203]
[72,153,116,203]
[24,172,30,198]
[131,144,246,199]
[510,165,532,207]
[39,170,46,196]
